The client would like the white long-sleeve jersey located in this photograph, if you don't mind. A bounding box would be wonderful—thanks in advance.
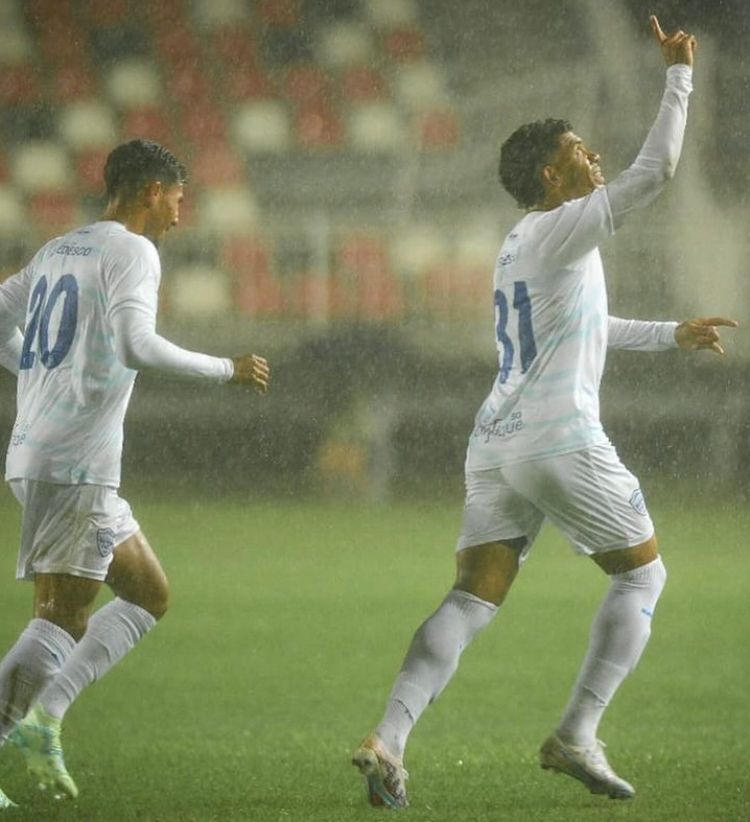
[0,221,233,486]
[467,64,692,470]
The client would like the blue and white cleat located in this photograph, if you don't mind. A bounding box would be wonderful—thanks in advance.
[352,733,408,809]
[10,705,78,800]
[540,733,635,799]
[0,786,17,810]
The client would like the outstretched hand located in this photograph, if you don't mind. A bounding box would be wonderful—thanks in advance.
[650,15,697,67]
[675,317,738,355]
[230,353,270,392]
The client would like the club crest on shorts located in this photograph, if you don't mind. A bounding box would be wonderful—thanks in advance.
[629,488,647,516]
[96,527,116,557]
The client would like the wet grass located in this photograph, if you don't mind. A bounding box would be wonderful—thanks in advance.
[0,491,747,821]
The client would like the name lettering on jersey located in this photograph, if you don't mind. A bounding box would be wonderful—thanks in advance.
[472,410,524,443]
[56,244,93,257]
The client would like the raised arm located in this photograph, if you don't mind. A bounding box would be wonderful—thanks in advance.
[606,16,696,226]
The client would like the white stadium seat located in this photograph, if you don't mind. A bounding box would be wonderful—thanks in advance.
[198,186,259,234]
[59,101,118,151]
[168,264,233,317]
[232,101,292,153]
[106,59,163,109]
[347,102,406,152]
[12,142,72,193]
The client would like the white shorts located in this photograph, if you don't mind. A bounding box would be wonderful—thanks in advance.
[9,480,140,582]
[456,444,654,559]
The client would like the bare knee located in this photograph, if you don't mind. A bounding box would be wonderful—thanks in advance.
[34,573,102,640]
[454,540,523,606]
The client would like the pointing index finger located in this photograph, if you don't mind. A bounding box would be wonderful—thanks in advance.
[700,317,739,328]
[650,14,666,44]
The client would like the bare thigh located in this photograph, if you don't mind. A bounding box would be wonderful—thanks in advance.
[106,530,170,620]
[454,538,525,605]
[34,574,103,641]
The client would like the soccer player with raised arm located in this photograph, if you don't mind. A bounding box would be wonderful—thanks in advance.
[352,17,737,809]
[0,139,270,810]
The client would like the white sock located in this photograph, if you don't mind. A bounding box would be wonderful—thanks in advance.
[39,598,156,721]
[0,619,75,742]
[557,556,667,747]
[376,589,497,758]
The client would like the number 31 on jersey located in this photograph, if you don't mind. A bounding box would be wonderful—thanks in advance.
[494,281,537,384]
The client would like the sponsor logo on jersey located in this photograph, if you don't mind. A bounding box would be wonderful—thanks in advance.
[96,528,116,557]
[629,488,647,516]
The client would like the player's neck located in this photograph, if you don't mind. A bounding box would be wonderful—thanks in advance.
[102,201,148,237]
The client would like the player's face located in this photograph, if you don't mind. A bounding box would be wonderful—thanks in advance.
[548,132,604,201]
[145,183,184,245]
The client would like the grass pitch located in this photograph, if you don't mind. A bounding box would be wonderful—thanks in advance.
[0,490,747,821]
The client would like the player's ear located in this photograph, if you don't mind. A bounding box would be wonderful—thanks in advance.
[142,180,163,205]
[541,164,560,188]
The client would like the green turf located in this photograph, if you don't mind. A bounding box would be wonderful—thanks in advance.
[0,490,747,821]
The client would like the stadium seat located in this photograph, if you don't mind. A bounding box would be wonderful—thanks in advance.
[223,67,274,102]
[417,108,460,151]
[257,0,301,26]
[263,26,312,66]
[168,264,233,318]
[146,0,189,28]
[106,59,163,109]
[121,105,173,145]
[335,231,402,319]
[317,22,374,69]
[392,61,447,111]
[36,19,82,64]
[233,101,292,153]
[53,64,98,102]
[222,235,285,317]
[282,63,330,107]
[89,23,149,62]
[164,64,212,107]
[339,65,386,103]
[198,186,259,234]
[59,101,118,151]
[152,28,203,72]
[381,26,426,62]
[347,102,405,153]
[0,185,27,236]
[0,64,42,105]
[82,0,129,26]
[210,24,259,67]
[192,0,250,27]
[1,105,56,144]
[0,26,34,66]
[12,142,72,193]
[181,102,227,146]
[189,144,246,187]
[390,224,449,281]
[28,191,80,237]
[295,104,343,150]
[363,0,419,28]
[74,147,109,195]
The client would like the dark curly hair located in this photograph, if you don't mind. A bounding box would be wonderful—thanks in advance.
[104,139,187,203]
[498,118,572,209]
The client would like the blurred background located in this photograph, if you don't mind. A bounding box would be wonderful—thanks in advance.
[0,0,747,501]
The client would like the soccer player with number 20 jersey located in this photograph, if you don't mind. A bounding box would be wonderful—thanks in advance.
[353,16,736,809]
[0,140,269,809]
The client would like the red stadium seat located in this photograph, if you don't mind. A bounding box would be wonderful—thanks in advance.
[210,24,259,67]
[74,148,108,195]
[295,104,343,150]
[257,0,300,26]
[417,108,460,151]
[52,64,98,102]
[190,144,246,187]
[121,105,174,145]
[223,236,285,317]
[37,20,82,64]
[180,101,227,146]
[0,65,42,105]
[340,65,386,103]
[382,27,426,62]
[165,65,213,107]
[282,63,329,107]
[28,191,79,236]
[223,66,274,102]
[82,0,129,25]
[335,232,402,320]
